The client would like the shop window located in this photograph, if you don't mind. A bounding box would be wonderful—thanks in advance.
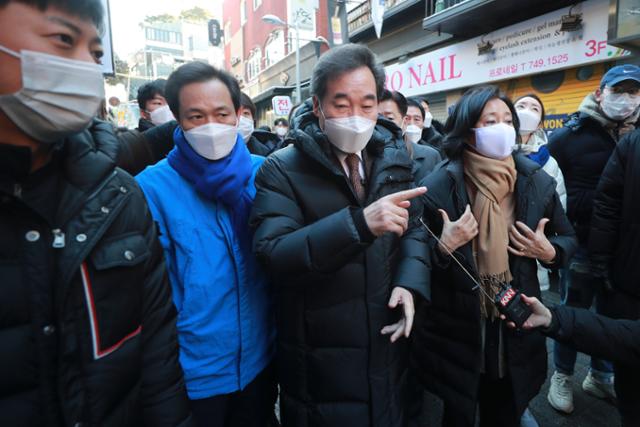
[576,66,594,82]
[531,70,565,94]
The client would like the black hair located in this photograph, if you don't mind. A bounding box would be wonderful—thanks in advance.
[274,118,289,127]
[137,79,167,111]
[414,97,430,107]
[311,43,386,102]
[443,85,520,159]
[514,93,546,124]
[406,98,425,120]
[258,125,271,132]
[165,61,241,119]
[0,0,105,32]
[379,89,408,116]
[240,92,256,118]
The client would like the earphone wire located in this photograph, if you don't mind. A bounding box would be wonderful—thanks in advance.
[418,217,496,303]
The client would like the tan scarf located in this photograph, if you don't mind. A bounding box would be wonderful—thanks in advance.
[463,149,517,319]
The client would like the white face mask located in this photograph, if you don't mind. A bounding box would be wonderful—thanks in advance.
[238,116,254,142]
[320,107,376,154]
[516,108,541,134]
[404,124,422,144]
[275,126,288,137]
[423,111,433,128]
[149,105,175,125]
[183,122,238,160]
[0,44,105,143]
[472,122,516,160]
[601,89,640,121]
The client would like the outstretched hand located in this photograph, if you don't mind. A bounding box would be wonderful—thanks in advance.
[501,294,552,330]
[381,287,415,343]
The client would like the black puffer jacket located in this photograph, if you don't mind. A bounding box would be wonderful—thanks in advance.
[250,109,430,427]
[247,129,284,157]
[548,113,617,246]
[412,154,577,425]
[544,305,640,367]
[0,120,191,426]
[589,129,640,298]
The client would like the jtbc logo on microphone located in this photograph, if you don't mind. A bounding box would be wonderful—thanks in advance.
[499,288,516,307]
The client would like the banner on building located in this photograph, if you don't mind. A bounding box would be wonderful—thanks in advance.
[384,0,630,97]
[289,0,317,31]
[100,0,115,75]
[371,0,385,39]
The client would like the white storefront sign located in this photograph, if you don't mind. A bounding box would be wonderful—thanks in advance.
[384,0,631,97]
[272,96,293,116]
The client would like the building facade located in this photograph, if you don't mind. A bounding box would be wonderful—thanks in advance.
[349,0,639,126]
[223,0,332,125]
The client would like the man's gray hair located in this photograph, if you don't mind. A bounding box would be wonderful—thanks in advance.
[311,44,386,102]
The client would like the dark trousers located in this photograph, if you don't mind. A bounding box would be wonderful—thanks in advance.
[614,363,640,427]
[442,376,520,427]
[553,249,614,379]
[189,365,277,427]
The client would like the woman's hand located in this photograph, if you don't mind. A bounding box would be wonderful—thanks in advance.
[438,205,478,254]
[508,219,556,263]
[501,294,552,330]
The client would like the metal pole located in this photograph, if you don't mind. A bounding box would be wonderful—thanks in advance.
[294,19,301,104]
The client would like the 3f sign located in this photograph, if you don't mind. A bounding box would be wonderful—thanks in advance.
[585,39,607,57]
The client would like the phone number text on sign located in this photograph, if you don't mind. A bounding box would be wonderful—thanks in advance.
[489,54,569,78]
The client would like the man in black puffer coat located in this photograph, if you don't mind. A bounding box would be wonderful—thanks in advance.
[589,128,640,425]
[546,65,640,411]
[0,1,191,425]
[250,44,430,427]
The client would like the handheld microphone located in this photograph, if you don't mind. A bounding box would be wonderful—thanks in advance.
[419,218,532,328]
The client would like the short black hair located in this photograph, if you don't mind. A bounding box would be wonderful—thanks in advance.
[311,43,386,102]
[514,93,546,124]
[406,98,425,120]
[165,61,240,119]
[137,79,167,111]
[443,85,520,159]
[379,89,408,116]
[415,97,430,107]
[274,118,289,127]
[240,92,256,118]
[0,0,105,32]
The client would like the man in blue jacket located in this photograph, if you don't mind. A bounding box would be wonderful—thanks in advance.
[136,62,276,427]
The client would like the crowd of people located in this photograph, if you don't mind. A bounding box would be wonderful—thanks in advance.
[1,1,640,427]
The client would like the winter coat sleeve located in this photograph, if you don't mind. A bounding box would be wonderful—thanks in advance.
[543,156,567,211]
[548,127,592,224]
[136,190,192,426]
[250,155,370,283]
[393,197,431,302]
[588,134,629,269]
[541,187,577,270]
[545,305,640,367]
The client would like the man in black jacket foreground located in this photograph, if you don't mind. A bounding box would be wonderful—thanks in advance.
[504,292,640,426]
[250,44,430,427]
[546,64,640,412]
[0,1,191,426]
[589,128,640,425]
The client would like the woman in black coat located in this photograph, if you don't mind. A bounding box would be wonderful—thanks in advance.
[411,86,577,427]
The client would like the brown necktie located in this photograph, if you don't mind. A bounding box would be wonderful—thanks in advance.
[345,153,366,203]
